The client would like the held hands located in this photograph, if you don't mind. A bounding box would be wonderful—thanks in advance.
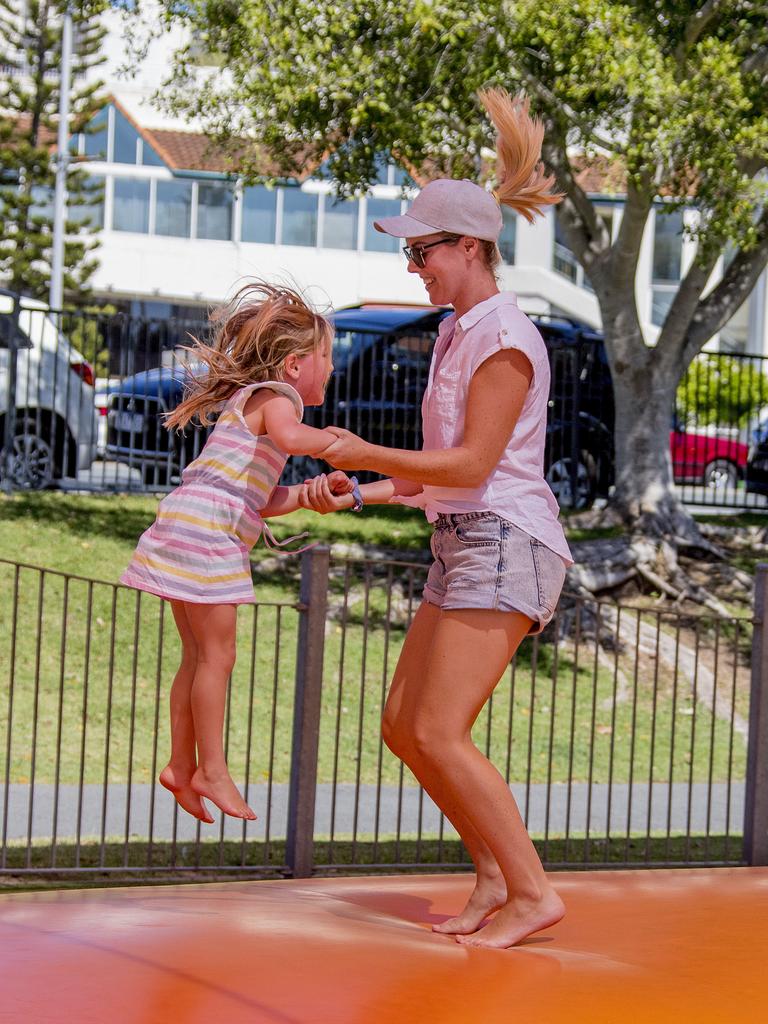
[320,426,372,470]
[299,470,354,515]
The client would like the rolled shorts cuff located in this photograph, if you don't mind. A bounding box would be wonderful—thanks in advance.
[422,584,555,635]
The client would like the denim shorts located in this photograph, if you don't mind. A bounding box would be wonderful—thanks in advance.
[423,512,568,634]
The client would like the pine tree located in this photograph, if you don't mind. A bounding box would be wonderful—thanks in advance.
[0,1,108,304]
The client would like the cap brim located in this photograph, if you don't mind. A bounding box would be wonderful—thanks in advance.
[373,213,443,238]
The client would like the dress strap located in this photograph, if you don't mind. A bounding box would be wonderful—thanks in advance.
[260,522,316,555]
[231,381,304,421]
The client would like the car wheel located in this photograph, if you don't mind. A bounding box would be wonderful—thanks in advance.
[702,458,738,490]
[546,454,597,510]
[0,416,56,490]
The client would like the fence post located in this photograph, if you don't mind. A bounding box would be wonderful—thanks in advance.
[744,563,768,865]
[286,545,330,877]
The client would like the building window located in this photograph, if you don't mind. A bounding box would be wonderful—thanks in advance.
[112,110,142,165]
[322,195,358,250]
[281,187,318,247]
[365,197,401,252]
[652,208,684,326]
[498,209,516,264]
[197,182,234,240]
[553,215,579,283]
[68,175,104,229]
[82,108,108,160]
[155,179,192,237]
[241,185,277,244]
[112,178,150,232]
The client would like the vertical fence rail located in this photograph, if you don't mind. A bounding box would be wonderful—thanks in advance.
[744,563,768,864]
[286,546,330,878]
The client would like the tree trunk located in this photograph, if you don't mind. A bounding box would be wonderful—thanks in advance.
[606,327,701,545]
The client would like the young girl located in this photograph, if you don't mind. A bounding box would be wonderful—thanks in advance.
[120,282,351,823]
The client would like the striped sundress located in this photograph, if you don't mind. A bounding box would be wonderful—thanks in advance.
[120,381,304,604]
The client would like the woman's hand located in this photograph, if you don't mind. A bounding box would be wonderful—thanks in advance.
[299,471,353,514]
[320,427,374,470]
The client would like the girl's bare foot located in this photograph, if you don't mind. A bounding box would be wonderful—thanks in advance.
[159,765,214,824]
[191,766,257,820]
[433,873,507,935]
[455,886,565,949]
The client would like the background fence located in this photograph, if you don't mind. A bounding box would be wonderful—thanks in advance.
[2,550,766,881]
[3,293,768,510]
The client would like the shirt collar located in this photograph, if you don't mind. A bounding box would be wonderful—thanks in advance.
[456,291,519,332]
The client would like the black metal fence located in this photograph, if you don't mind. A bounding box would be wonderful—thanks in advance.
[2,291,768,510]
[2,550,766,880]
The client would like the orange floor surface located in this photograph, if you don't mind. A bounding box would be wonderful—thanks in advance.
[1,868,767,1024]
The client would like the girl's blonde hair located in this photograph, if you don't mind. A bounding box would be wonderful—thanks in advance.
[165,282,333,429]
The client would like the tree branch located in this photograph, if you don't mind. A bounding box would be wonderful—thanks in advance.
[682,207,768,362]
[677,0,728,59]
[744,44,768,76]
[656,241,720,362]
[540,133,603,267]
[521,70,625,155]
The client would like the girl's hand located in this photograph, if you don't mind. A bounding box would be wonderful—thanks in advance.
[299,473,352,514]
[320,427,372,470]
[326,470,355,495]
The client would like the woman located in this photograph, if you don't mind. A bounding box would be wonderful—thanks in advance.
[320,90,573,949]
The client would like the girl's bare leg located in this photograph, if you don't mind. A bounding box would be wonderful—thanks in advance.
[183,602,256,820]
[158,601,214,823]
[383,601,507,935]
[387,603,564,948]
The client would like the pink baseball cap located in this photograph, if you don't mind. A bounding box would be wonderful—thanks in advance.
[374,178,502,242]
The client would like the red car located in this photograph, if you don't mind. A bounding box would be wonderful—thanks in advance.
[670,424,749,489]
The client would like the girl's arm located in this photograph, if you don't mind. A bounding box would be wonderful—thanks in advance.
[247,393,338,456]
[260,471,353,518]
[321,349,532,487]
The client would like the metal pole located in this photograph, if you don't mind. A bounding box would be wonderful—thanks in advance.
[744,563,768,865]
[286,546,329,878]
[1,295,21,493]
[49,5,72,312]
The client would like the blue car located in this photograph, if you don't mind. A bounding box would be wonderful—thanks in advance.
[106,305,615,507]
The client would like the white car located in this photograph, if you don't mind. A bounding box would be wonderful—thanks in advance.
[0,290,98,489]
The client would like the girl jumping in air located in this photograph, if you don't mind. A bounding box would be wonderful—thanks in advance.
[316,90,573,949]
[121,283,352,823]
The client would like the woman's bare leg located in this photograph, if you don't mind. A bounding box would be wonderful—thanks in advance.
[158,601,214,823]
[387,603,564,948]
[183,602,256,820]
[383,601,507,934]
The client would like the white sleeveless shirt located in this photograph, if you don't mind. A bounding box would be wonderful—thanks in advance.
[396,292,572,564]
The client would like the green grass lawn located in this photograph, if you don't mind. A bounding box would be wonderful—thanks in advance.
[0,492,750,792]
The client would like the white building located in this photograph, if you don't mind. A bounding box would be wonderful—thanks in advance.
[16,7,768,353]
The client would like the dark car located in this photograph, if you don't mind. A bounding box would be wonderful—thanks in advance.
[746,416,768,497]
[105,305,615,506]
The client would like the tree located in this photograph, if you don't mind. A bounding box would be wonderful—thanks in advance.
[138,1,768,583]
[0,0,108,303]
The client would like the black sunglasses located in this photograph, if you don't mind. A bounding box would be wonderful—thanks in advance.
[402,236,461,268]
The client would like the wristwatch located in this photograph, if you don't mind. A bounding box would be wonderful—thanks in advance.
[350,476,364,512]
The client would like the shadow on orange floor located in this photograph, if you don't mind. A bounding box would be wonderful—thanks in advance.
[1,868,766,1023]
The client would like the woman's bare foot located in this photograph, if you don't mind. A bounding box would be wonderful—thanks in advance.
[191,766,257,820]
[433,873,508,935]
[159,765,214,824]
[455,885,565,949]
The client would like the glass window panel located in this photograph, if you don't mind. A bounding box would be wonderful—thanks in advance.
[83,108,108,160]
[651,286,677,326]
[499,208,516,264]
[365,197,401,252]
[197,182,234,240]
[323,195,358,250]
[155,179,192,237]
[241,185,277,243]
[29,185,53,221]
[68,175,104,229]
[281,188,318,247]
[112,110,141,164]
[112,178,150,232]
[653,208,683,282]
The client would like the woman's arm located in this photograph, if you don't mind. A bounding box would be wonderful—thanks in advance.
[321,348,532,487]
[260,471,353,517]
